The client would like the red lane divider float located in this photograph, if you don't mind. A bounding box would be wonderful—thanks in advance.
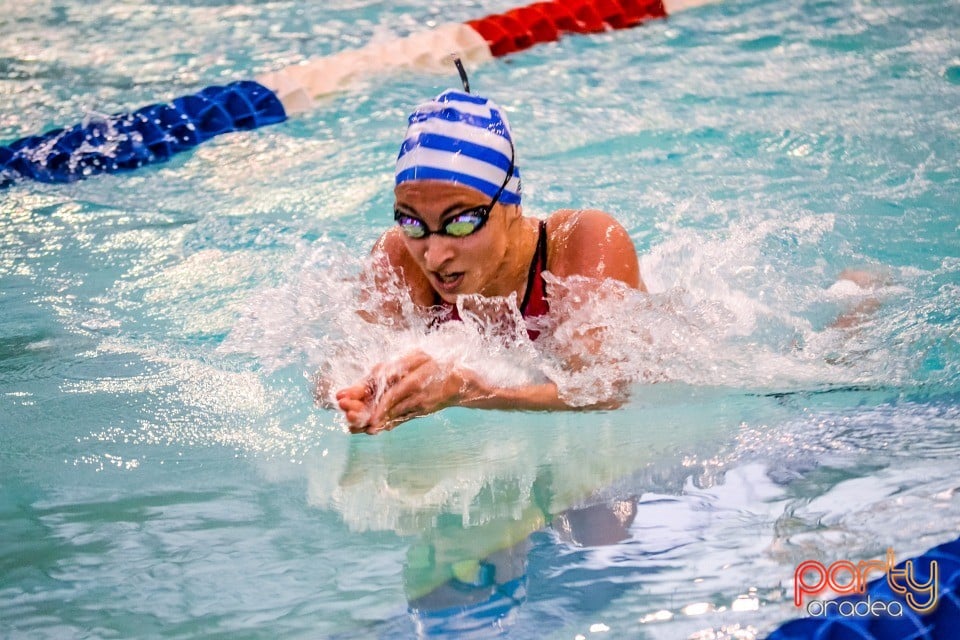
[468,0,666,56]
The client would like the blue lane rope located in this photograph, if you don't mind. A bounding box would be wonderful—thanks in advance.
[0,80,286,187]
[767,535,960,640]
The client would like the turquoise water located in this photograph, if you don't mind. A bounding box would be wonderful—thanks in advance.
[2,0,960,638]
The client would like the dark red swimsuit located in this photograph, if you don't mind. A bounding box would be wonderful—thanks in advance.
[434,220,549,340]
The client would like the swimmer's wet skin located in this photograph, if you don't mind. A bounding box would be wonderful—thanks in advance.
[328,66,887,435]
[330,82,642,434]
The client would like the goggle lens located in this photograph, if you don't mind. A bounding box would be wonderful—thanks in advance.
[443,210,485,237]
[396,215,428,238]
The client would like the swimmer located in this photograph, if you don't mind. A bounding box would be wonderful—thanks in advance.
[332,78,644,434]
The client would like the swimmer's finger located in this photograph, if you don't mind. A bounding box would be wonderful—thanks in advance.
[378,350,431,387]
[348,421,370,434]
[345,408,372,433]
[368,373,420,429]
[337,397,367,414]
[383,410,422,431]
[365,410,417,435]
[337,395,373,429]
[348,351,430,405]
[367,410,410,434]
[369,362,439,429]
[336,383,370,403]
[378,393,424,429]
[368,353,426,418]
[339,398,370,417]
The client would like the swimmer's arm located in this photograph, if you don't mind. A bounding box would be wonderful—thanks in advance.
[459,372,567,412]
[457,372,617,412]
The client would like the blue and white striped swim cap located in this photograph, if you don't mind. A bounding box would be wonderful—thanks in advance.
[395,90,521,206]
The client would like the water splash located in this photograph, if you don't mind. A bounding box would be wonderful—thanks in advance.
[220,217,929,415]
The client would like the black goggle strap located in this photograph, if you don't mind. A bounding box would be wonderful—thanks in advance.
[489,140,516,209]
[451,55,516,209]
[453,56,470,94]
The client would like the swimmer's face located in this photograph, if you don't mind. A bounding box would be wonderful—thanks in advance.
[394,180,517,302]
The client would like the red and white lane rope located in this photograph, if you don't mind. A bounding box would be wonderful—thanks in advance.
[258,0,720,114]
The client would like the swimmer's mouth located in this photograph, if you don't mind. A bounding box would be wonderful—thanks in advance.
[432,271,465,293]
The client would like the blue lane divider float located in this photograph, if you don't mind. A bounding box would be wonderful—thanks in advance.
[0,80,286,187]
[768,536,960,640]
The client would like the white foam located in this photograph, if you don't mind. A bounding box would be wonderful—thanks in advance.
[220,215,915,415]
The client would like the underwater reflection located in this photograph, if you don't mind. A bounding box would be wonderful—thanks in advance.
[305,389,753,637]
[406,497,638,638]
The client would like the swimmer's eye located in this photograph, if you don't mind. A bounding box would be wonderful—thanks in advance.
[394,213,428,238]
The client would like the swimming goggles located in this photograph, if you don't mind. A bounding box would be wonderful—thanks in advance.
[394,141,515,240]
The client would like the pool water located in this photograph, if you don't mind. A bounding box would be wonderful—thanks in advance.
[2,0,959,638]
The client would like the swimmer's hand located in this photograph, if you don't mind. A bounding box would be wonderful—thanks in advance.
[335,350,472,435]
[335,348,616,435]
[828,268,888,330]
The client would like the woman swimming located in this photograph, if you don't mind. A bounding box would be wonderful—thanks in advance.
[332,86,644,434]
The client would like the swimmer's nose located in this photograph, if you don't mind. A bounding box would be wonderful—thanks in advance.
[422,235,456,271]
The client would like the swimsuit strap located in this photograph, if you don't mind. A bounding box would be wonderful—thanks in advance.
[519,219,549,318]
[432,219,549,326]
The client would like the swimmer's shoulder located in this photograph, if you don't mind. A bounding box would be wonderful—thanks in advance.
[371,227,435,305]
[544,209,645,291]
